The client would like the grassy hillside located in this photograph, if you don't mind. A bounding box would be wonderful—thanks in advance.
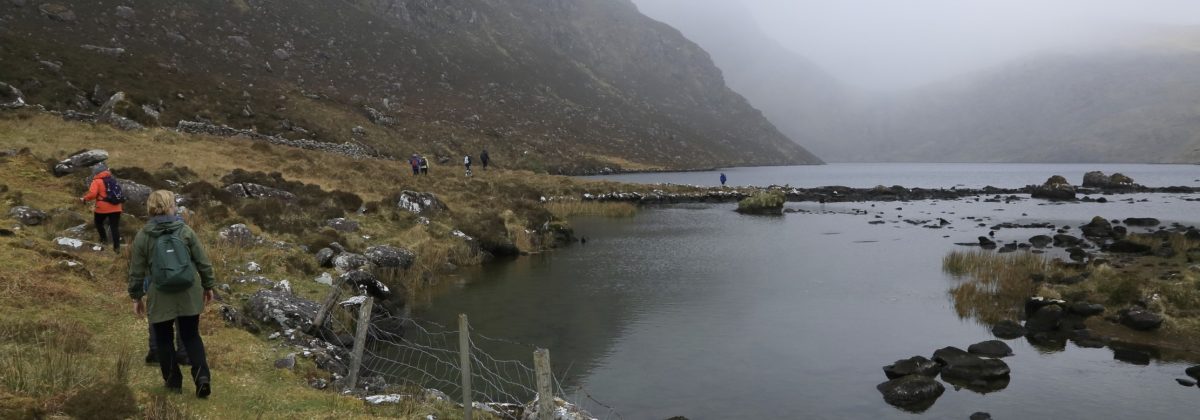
[0,109,662,418]
[0,0,821,173]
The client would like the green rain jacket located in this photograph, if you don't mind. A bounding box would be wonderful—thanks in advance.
[127,216,216,324]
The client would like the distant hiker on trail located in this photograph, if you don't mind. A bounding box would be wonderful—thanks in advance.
[720,173,727,186]
[464,155,473,177]
[80,162,124,253]
[128,190,215,399]
[409,154,421,176]
[480,149,490,170]
[419,155,430,175]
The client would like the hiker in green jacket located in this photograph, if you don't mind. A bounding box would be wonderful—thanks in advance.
[127,190,215,398]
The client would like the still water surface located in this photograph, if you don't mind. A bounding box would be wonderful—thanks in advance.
[414,164,1200,419]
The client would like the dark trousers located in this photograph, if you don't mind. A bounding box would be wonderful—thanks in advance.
[153,315,209,387]
[149,320,187,358]
[94,212,121,250]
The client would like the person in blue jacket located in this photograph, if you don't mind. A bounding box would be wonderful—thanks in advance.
[720,173,727,186]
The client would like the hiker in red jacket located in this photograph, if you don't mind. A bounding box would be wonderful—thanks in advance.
[80,163,123,252]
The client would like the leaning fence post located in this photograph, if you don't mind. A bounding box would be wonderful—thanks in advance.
[345,296,374,391]
[459,314,474,420]
[308,276,346,336]
[534,348,554,420]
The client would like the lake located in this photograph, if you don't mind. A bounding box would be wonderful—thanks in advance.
[413,164,1200,419]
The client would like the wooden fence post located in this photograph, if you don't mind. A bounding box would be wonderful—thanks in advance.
[459,314,474,420]
[534,348,554,420]
[345,297,374,391]
[307,276,346,336]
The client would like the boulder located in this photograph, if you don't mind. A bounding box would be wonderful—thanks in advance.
[991,320,1027,340]
[967,340,1013,358]
[341,270,393,300]
[53,149,108,177]
[1119,307,1163,331]
[941,355,1011,381]
[1107,240,1151,254]
[396,191,447,216]
[1031,176,1075,201]
[1026,303,1064,332]
[1052,234,1082,247]
[931,346,972,366]
[333,252,368,272]
[1080,216,1113,238]
[1068,302,1105,317]
[970,413,993,420]
[244,288,319,331]
[876,375,945,413]
[7,206,47,226]
[326,217,359,233]
[315,248,335,268]
[1177,378,1197,387]
[0,81,25,108]
[218,305,260,334]
[1082,171,1109,188]
[117,179,152,206]
[313,272,334,286]
[225,183,296,201]
[218,224,255,246]
[1184,366,1200,381]
[364,245,415,269]
[1123,218,1160,227]
[1029,235,1052,248]
[977,236,996,249]
[882,356,941,380]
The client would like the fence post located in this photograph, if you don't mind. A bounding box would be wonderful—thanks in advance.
[534,348,554,420]
[345,296,374,391]
[459,314,473,420]
[307,276,346,336]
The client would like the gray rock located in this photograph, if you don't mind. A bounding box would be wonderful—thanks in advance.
[967,340,1013,358]
[1026,303,1064,332]
[970,412,993,420]
[341,270,392,300]
[1068,302,1105,317]
[218,223,255,246]
[273,48,291,60]
[7,206,47,226]
[316,248,335,268]
[38,3,75,21]
[1052,234,1082,247]
[1119,307,1163,331]
[219,304,259,333]
[1123,218,1160,227]
[53,237,103,252]
[883,356,941,379]
[225,183,295,201]
[326,217,359,233]
[274,353,296,369]
[941,355,1011,380]
[364,245,415,269]
[1080,216,1113,238]
[396,190,447,216]
[1176,378,1196,387]
[333,252,368,272]
[227,35,252,49]
[244,288,319,331]
[351,126,367,136]
[313,272,334,286]
[876,375,945,412]
[0,81,25,108]
[113,5,134,19]
[1028,235,1052,248]
[53,149,108,177]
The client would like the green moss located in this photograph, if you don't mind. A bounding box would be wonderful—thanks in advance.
[736,191,786,215]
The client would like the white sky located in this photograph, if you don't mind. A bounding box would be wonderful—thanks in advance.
[728,0,1200,90]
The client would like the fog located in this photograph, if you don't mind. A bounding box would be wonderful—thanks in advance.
[636,0,1200,91]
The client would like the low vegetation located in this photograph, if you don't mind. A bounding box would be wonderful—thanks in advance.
[735,191,786,215]
[0,110,660,417]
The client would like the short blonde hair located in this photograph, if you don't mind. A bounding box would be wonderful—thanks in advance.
[147,190,177,216]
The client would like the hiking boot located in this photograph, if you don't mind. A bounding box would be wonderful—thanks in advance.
[175,352,191,366]
[195,376,211,399]
[144,349,158,365]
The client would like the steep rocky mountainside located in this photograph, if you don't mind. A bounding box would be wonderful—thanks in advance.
[0,0,821,173]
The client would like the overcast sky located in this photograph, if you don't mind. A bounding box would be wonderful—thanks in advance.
[648,0,1200,91]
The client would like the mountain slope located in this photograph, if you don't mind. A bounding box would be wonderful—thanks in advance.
[0,0,821,173]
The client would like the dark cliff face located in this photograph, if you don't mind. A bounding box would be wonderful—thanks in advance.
[0,0,821,172]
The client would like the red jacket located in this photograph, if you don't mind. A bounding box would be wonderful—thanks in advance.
[83,171,123,214]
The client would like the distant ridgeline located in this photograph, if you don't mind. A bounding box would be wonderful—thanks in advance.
[0,0,821,173]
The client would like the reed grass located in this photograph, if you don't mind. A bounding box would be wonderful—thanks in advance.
[944,250,1051,324]
[545,200,637,219]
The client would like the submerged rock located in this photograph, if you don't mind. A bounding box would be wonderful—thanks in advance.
[876,375,945,413]
[967,340,1013,358]
[1176,378,1197,387]
[991,320,1027,340]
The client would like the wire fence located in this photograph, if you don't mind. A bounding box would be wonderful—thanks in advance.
[319,292,621,420]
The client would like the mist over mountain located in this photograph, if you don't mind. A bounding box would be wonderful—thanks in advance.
[635,0,1200,164]
[0,0,821,173]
